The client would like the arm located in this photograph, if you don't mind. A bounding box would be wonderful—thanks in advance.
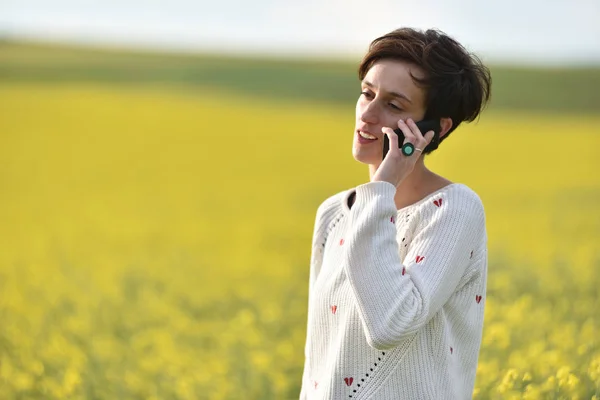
[307,192,347,292]
[342,181,485,349]
[300,192,346,396]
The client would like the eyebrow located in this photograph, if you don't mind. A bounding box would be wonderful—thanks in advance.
[362,80,413,104]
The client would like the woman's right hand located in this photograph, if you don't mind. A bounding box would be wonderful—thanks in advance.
[371,118,435,187]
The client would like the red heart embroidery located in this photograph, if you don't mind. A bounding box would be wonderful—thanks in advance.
[340,238,344,246]
[390,216,395,224]
[450,347,453,354]
[416,255,425,263]
[476,295,482,304]
[433,198,443,207]
[344,377,353,386]
[402,267,406,276]
[314,381,318,389]
[331,305,337,314]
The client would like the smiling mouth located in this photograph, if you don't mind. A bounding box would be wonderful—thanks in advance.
[358,131,377,140]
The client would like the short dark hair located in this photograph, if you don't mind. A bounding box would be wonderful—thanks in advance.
[358,28,492,153]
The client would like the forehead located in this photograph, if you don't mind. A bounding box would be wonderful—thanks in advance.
[363,60,426,105]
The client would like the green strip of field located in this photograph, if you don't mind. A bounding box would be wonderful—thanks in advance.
[1,40,599,114]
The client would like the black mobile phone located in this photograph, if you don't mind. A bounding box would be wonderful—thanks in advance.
[382,119,441,160]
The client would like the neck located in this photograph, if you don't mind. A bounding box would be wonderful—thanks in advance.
[368,156,443,210]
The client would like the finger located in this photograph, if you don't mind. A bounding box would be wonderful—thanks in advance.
[406,118,428,148]
[405,118,424,139]
[414,131,435,154]
[423,130,435,145]
[397,119,416,145]
[382,127,399,154]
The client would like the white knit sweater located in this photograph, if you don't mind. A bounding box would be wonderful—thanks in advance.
[299,181,487,400]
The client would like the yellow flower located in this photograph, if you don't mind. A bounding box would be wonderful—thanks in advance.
[63,367,81,395]
[566,373,579,388]
[589,356,600,382]
[27,360,45,377]
[522,384,542,399]
[13,371,33,391]
[251,350,271,370]
[542,376,556,392]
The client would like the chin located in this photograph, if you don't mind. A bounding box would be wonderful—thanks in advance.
[352,146,381,165]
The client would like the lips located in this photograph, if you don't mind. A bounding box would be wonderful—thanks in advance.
[357,130,379,144]
[359,130,377,139]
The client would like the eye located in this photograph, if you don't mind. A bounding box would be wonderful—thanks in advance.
[389,103,403,111]
[360,91,373,99]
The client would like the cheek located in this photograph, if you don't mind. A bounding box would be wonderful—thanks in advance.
[355,100,363,118]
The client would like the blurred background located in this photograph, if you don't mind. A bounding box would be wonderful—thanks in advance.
[1,1,599,399]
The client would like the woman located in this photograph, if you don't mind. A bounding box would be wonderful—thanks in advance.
[300,28,492,399]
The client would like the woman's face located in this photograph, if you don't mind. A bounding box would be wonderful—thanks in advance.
[353,59,427,165]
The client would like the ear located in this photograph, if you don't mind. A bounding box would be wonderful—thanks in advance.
[439,117,453,139]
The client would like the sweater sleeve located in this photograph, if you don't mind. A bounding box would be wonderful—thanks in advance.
[342,181,485,350]
[307,192,346,292]
[300,192,347,396]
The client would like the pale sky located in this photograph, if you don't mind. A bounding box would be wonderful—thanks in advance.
[1,0,599,65]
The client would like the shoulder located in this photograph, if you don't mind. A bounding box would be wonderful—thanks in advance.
[417,183,486,227]
[410,184,487,253]
[447,184,485,215]
[315,188,350,217]
[309,188,351,249]
[311,188,352,233]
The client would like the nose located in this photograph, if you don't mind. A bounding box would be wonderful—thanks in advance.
[359,99,380,125]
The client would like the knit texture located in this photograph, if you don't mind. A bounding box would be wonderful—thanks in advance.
[299,181,487,400]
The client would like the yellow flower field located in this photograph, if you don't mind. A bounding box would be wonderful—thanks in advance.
[1,83,598,399]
